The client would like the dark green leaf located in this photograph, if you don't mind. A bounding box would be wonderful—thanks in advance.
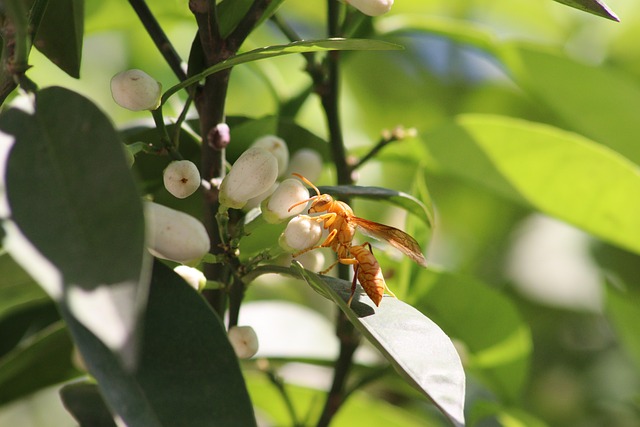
[317,185,433,228]
[31,0,84,77]
[294,264,465,427]
[410,269,532,402]
[0,322,78,405]
[164,39,404,102]
[551,0,619,21]
[63,261,257,427]
[0,86,148,365]
[60,381,118,427]
[425,115,640,255]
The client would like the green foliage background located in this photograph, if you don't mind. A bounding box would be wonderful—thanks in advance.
[1,0,639,426]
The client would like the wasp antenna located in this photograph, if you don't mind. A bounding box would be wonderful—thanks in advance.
[288,196,316,212]
[292,173,321,196]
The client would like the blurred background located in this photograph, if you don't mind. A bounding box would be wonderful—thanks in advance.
[2,0,639,426]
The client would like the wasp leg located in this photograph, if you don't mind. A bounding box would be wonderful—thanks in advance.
[348,264,360,307]
[292,229,338,258]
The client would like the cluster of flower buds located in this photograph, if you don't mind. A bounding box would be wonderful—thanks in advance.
[218,136,323,223]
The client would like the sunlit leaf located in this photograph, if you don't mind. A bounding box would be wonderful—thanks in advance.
[0,87,149,367]
[294,264,465,427]
[425,115,640,255]
[505,44,640,166]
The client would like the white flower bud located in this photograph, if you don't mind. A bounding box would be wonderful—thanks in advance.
[251,135,289,177]
[173,265,206,291]
[110,69,162,111]
[285,149,323,183]
[345,0,393,16]
[279,215,323,251]
[219,147,279,209]
[244,182,278,211]
[228,326,259,359]
[262,178,310,224]
[145,201,210,263]
[163,160,201,199]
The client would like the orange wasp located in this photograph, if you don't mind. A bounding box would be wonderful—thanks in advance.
[288,174,427,306]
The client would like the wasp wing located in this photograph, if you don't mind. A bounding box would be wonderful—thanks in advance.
[352,217,428,267]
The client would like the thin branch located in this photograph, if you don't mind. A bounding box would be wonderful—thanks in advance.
[228,0,272,51]
[316,312,360,427]
[128,0,187,82]
[259,360,303,427]
[352,126,417,170]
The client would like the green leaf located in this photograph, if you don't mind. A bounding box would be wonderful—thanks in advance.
[62,261,257,427]
[294,264,465,427]
[163,38,404,102]
[0,86,148,366]
[59,381,118,427]
[0,322,78,405]
[0,251,48,321]
[504,44,640,166]
[31,0,84,77]
[606,286,640,371]
[317,185,434,228]
[425,115,640,255]
[551,0,619,21]
[410,269,532,402]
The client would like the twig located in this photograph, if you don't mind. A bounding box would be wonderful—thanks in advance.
[353,126,418,170]
[259,359,303,427]
[128,0,187,82]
